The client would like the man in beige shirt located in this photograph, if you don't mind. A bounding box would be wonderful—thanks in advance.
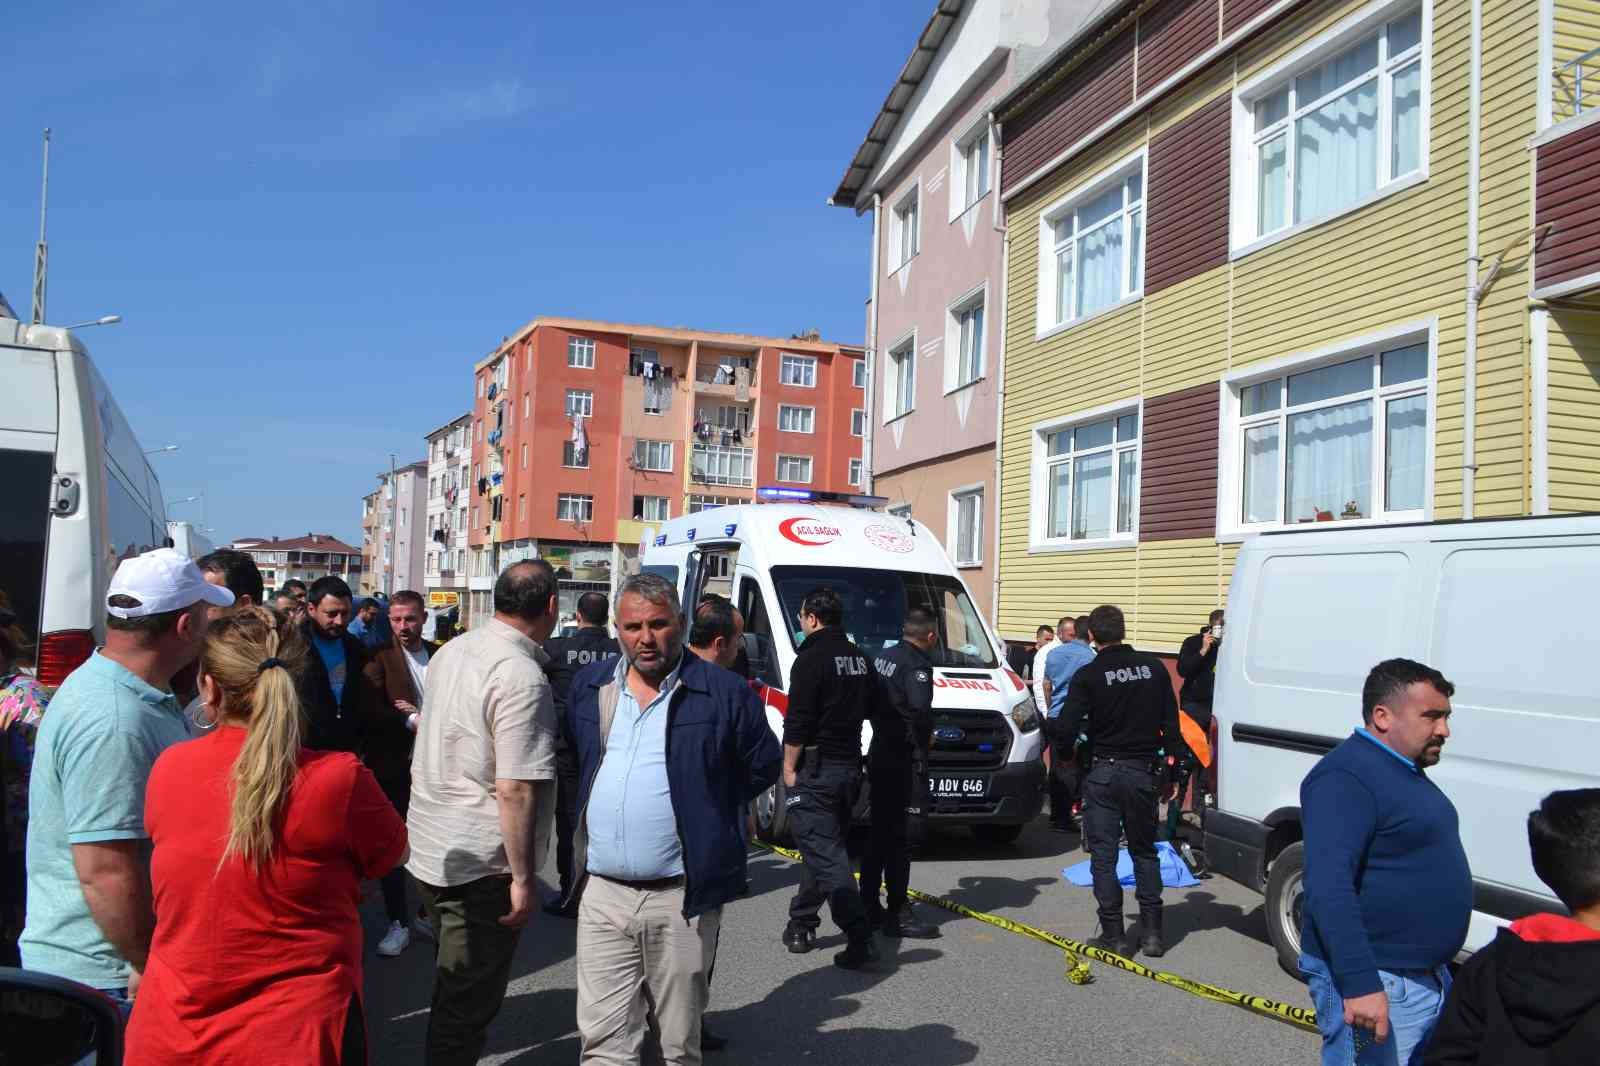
[408,559,559,1066]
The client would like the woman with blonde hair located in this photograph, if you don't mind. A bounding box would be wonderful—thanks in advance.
[126,606,407,1065]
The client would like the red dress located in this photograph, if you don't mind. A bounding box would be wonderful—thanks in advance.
[126,726,407,1065]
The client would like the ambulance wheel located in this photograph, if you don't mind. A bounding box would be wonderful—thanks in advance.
[755,780,790,845]
[1265,841,1306,980]
[971,823,1023,844]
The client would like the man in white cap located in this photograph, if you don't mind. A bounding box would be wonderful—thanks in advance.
[20,548,232,1014]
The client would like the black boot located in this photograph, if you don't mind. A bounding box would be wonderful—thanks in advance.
[1085,923,1124,954]
[882,904,939,940]
[833,935,879,970]
[1139,912,1166,958]
[782,923,816,954]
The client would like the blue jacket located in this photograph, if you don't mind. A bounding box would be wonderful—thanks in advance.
[566,650,782,918]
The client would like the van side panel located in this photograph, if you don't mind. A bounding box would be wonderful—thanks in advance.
[42,349,102,643]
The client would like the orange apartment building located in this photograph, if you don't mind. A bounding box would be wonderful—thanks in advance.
[464,318,867,624]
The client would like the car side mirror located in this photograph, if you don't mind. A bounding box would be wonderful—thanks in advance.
[0,967,124,1064]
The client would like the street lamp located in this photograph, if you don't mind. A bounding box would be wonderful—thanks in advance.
[62,314,122,329]
[144,444,179,456]
[169,491,206,531]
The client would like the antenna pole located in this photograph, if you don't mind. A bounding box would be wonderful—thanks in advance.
[31,128,51,325]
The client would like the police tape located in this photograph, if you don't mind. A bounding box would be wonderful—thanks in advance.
[752,840,1319,1034]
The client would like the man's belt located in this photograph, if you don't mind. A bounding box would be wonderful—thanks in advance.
[594,873,685,891]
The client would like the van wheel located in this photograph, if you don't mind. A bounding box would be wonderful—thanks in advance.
[971,824,1023,845]
[754,780,790,845]
[1264,841,1306,980]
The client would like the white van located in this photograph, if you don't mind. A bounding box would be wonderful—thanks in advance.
[1,310,167,686]
[641,490,1045,843]
[1204,515,1599,977]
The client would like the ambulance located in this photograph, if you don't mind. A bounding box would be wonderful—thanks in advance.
[640,488,1045,844]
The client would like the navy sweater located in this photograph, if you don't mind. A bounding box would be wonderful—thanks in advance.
[1300,731,1472,997]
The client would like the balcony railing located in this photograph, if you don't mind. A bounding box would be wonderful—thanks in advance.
[1556,45,1600,122]
[691,443,754,487]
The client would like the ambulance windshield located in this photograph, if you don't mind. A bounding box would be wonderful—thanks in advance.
[770,566,998,668]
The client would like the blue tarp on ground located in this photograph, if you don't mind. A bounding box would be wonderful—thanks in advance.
[1063,841,1201,889]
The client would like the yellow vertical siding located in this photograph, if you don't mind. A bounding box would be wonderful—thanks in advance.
[1547,308,1600,512]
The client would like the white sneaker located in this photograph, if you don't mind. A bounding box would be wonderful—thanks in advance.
[377,920,411,957]
[412,914,436,943]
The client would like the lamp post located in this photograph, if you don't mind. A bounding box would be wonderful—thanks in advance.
[169,491,205,530]
[144,444,179,456]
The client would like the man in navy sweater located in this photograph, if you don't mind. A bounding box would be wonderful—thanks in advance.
[1300,658,1470,1066]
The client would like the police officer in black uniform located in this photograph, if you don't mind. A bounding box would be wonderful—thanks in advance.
[539,591,619,917]
[860,607,940,939]
[781,587,878,969]
[1059,604,1181,957]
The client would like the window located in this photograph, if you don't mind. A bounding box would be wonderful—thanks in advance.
[886,336,915,420]
[634,439,673,472]
[848,458,863,487]
[889,504,912,520]
[1040,156,1145,331]
[776,454,813,484]
[562,440,589,468]
[634,495,670,522]
[520,443,528,470]
[950,488,983,566]
[851,408,865,437]
[779,354,816,388]
[556,494,594,523]
[565,389,593,417]
[852,359,867,388]
[688,495,740,513]
[568,336,596,368]
[477,376,485,398]
[1230,335,1429,530]
[429,476,438,497]
[523,394,529,419]
[1239,6,1424,246]
[947,290,985,390]
[953,122,991,216]
[692,444,754,487]
[892,187,920,269]
[1034,408,1141,546]
[778,404,815,433]
[518,494,526,520]
[712,405,750,433]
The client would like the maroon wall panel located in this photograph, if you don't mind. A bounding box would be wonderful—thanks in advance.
[1145,94,1231,296]
[1535,120,1600,290]
[1138,0,1219,94]
[1223,0,1278,36]
[1001,26,1136,197]
[1140,382,1220,541]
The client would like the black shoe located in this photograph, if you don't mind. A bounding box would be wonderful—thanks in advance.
[861,905,885,931]
[782,924,816,954]
[882,905,939,940]
[1139,914,1166,958]
[701,1023,728,1053]
[833,937,879,970]
[1085,929,1124,954]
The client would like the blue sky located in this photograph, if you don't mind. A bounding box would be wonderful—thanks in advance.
[1,0,927,545]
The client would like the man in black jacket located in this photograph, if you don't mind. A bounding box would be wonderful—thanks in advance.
[1175,609,1223,732]
[859,607,939,940]
[296,576,371,754]
[781,587,878,969]
[1060,604,1181,958]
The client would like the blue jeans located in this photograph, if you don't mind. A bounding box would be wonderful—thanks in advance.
[101,985,133,1021]
[1300,953,1451,1065]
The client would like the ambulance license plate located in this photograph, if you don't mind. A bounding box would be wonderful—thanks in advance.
[927,775,988,799]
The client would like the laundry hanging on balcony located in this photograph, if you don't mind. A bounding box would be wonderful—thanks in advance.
[570,412,588,466]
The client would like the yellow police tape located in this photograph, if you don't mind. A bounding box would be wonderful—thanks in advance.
[753,840,1319,1034]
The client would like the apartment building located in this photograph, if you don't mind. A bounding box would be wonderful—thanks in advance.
[366,460,428,597]
[991,0,1600,652]
[232,534,363,595]
[465,318,866,626]
[358,490,381,596]
[423,414,472,612]
[832,0,1097,618]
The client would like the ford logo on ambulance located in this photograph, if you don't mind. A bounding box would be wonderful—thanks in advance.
[933,727,965,743]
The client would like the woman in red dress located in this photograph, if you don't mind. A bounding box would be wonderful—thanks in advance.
[127,606,407,1065]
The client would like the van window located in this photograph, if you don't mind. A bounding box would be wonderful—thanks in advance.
[641,564,679,589]
[0,449,52,667]
[106,466,164,568]
[737,576,783,688]
[769,566,998,668]
[1246,551,1411,693]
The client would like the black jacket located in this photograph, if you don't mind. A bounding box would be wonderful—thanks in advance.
[541,627,621,715]
[297,620,372,754]
[870,641,934,768]
[1424,924,1600,1065]
[1175,628,1219,708]
[783,626,875,763]
[1059,643,1180,765]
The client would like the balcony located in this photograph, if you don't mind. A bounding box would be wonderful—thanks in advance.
[1556,45,1600,124]
[691,443,754,487]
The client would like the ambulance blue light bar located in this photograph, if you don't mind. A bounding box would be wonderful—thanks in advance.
[756,486,890,508]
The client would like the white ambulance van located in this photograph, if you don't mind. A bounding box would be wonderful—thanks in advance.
[640,489,1045,843]
[1,306,168,687]
[1204,515,1600,977]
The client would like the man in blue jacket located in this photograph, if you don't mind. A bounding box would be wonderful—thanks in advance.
[1300,658,1470,1065]
[565,573,781,1065]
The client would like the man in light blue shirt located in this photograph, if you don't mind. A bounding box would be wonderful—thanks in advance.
[584,655,684,880]
[22,548,230,1007]
[1042,615,1096,832]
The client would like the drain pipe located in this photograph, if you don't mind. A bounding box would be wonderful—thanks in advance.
[864,193,882,497]
[1462,0,1483,519]
[990,127,1008,628]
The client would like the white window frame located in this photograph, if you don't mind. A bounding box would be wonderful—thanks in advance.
[884,330,916,422]
[949,117,992,221]
[636,495,670,522]
[891,184,920,270]
[568,336,596,368]
[688,494,740,513]
[777,404,816,434]
[556,493,594,523]
[779,353,817,388]
[1216,318,1437,541]
[712,404,751,433]
[848,458,864,487]
[634,439,674,472]
[851,408,866,437]
[1028,398,1143,553]
[944,283,987,393]
[520,442,528,470]
[523,394,529,419]
[565,389,593,418]
[852,359,867,388]
[1231,0,1431,257]
[947,484,985,568]
[776,454,813,485]
[1035,149,1147,339]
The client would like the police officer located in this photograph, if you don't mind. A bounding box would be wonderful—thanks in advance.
[860,607,940,940]
[1059,604,1181,958]
[538,591,619,917]
[781,587,878,969]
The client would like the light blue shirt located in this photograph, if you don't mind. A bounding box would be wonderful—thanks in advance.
[584,655,684,880]
[312,632,347,703]
[21,651,193,989]
[1355,727,1418,772]
[1045,639,1096,719]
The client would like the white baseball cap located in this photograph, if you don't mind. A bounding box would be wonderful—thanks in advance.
[106,547,235,618]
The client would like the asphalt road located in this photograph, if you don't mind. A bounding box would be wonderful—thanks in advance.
[362,817,1318,1064]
